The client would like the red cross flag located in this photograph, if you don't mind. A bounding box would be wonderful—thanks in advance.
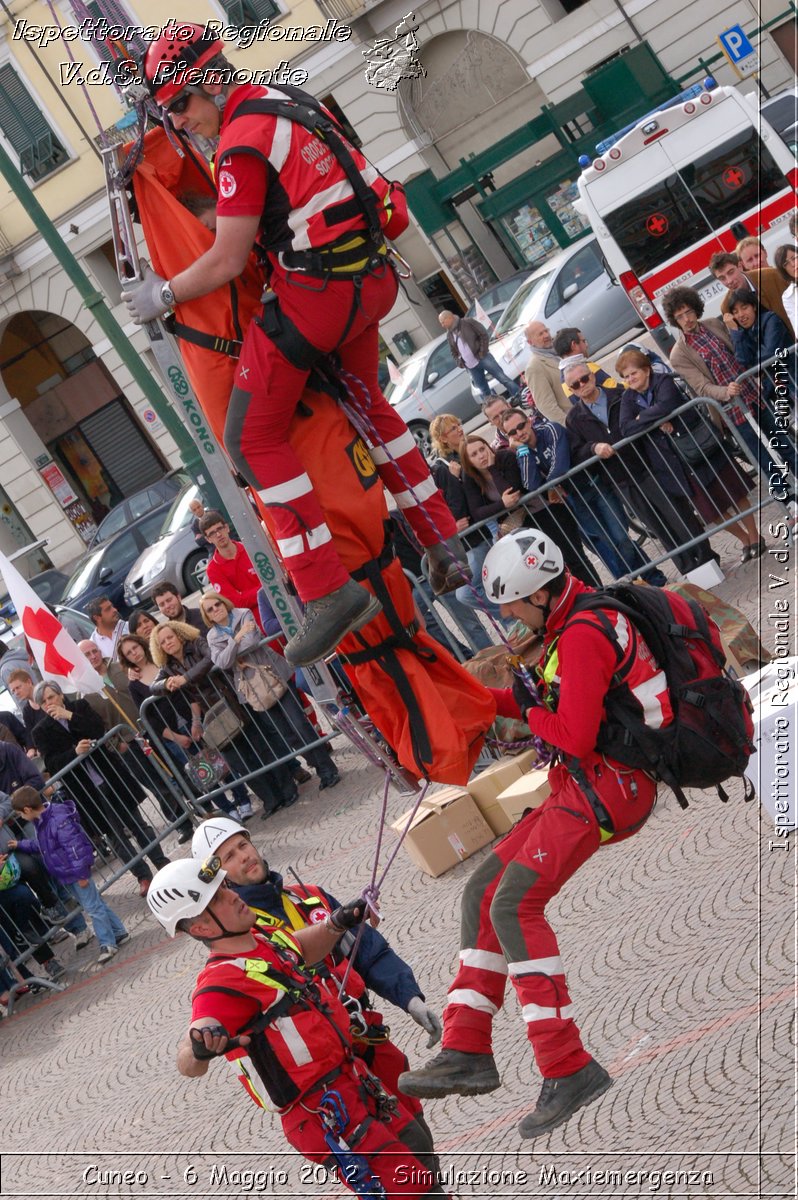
[0,551,105,694]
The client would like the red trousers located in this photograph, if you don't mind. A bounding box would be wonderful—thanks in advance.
[442,755,656,1078]
[282,1059,444,1197]
[224,264,456,602]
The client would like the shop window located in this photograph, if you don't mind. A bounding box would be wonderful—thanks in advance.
[0,65,69,182]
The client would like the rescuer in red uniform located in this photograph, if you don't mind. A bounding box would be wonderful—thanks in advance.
[126,24,467,668]
[399,528,671,1138]
[147,858,445,1198]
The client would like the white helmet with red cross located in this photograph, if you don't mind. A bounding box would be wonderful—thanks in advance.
[482,529,564,604]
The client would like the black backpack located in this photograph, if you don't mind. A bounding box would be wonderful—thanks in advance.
[564,584,756,808]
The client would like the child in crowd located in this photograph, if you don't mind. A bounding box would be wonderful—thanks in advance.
[7,787,128,965]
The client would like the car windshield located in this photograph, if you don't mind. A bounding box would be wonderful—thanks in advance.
[385,355,425,404]
[494,273,554,336]
[62,547,104,601]
[466,273,530,319]
[161,486,198,537]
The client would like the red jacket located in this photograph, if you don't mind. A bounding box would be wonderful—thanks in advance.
[206,542,264,631]
[498,576,673,766]
[192,928,352,1111]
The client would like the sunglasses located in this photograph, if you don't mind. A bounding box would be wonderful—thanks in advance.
[167,92,191,117]
[505,421,528,435]
[570,374,592,388]
[198,855,222,883]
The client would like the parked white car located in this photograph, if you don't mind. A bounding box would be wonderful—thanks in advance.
[479,236,644,391]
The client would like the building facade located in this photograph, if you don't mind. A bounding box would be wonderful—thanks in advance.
[0,0,794,570]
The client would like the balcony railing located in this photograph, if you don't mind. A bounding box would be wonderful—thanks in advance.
[315,0,377,20]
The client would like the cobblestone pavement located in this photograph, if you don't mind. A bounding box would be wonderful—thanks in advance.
[1,517,794,1200]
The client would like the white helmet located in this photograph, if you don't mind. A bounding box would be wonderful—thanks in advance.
[147,858,227,937]
[482,529,564,604]
[191,816,248,862]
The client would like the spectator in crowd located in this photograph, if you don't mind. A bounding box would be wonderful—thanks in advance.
[119,633,212,795]
[614,348,758,561]
[774,242,798,335]
[188,497,213,553]
[9,786,128,965]
[735,236,770,273]
[200,592,338,803]
[728,287,797,405]
[0,639,37,699]
[482,395,514,452]
[0,710,31,752]
[498,409,600,587]
[523,322,574,423]
[128,608,160,641]
[77,640,192,845]
[552,328,618,397]
[6,669,43,751]
[615,349,718,573]
[0,865,66,983]
[709,250,794,337]
[438,310,522,399]
[87,596,129,660]
[150,621,286,819]
[0,736,44,796]
[31,680,169,896]
[459,436,598,585]
[561,363,668,585]
[428,414,504,637]
[152,582,203,632]
[665,286,795,505]
[0,792,84,936]
[200,511,265,631]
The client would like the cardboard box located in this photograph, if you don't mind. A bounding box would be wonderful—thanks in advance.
[390,788,494,877]
[720,631,757,680]
[467,750,545,836]
[495,768,552,827]
[684,559,725,589]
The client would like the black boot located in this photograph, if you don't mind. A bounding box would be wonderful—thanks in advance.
[518,1059,612,1138]
[398,1048,500,1098]
[284,580,381,667]
[424,536,472,596]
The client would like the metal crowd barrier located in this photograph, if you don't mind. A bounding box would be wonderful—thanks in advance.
[138,653,335,818]
[407,394,787,653]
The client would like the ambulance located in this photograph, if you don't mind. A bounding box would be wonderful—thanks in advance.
[576,78,797,350]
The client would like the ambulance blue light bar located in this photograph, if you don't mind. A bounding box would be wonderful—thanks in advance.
[590,77,717,157]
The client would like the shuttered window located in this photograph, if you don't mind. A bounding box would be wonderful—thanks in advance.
[220,0,281,26]
[0,65,69,182]
[81,1,149,61]
[80,401,165,497]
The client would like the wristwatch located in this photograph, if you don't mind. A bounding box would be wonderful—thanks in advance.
[160,281,176,309]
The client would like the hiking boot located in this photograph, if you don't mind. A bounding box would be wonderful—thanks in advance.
[74,929,93,951]
[319,768,341,791]
[424,536,472,596]
[115,932,130,947]
[97,945,118,964]
[284,581,381,667]
[518,1059,613,1139]
[398,1049,500,1098]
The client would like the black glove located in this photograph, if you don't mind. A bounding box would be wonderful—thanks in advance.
[512,671,540,723]
[328,897,366,933]
[189,1025,243,1060]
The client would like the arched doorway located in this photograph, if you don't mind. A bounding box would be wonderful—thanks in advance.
[0,310,168,532]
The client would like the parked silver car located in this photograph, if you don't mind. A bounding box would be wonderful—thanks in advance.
[384,332,484,458]
[481,237,643,389]
[123,484,209,608]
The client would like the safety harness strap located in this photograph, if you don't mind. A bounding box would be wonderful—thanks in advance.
[164,314,242,358]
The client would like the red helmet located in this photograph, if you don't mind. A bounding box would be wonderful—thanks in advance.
[142,23,223,108]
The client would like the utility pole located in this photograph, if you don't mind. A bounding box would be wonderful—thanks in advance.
[0,141,223,510]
